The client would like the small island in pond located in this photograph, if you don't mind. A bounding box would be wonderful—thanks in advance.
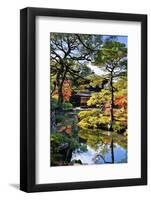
[50,33,128,166]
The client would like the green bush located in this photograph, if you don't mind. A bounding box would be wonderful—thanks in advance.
[51,98,59,110]
[112,123,126,134]
[62,102,73,110]
[55,114,67,123]
[51,133,87,151]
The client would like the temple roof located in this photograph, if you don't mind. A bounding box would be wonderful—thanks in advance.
[75,93,91,97]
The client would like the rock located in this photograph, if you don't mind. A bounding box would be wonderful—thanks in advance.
[71,159,83,165]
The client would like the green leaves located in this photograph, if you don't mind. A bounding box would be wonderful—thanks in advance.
[62,102,73,110]
[93,40,127,72]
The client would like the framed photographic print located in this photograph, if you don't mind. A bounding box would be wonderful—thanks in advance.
[20,7,147,192]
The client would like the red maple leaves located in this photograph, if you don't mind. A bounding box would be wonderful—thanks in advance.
[115,95,127,109]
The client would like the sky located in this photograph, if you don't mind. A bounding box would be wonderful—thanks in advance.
[102,35,128,47]
[116,36,127,47]
[88,63,106,76]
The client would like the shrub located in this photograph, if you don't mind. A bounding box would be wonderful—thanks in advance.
[55,114,66,123]
[62,102,73,110]
[51,98,59,110]
[78,109,100,119]
[51,133,87,152]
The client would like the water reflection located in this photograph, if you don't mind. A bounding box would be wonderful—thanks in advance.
[71,129,127,165]
[51,111,128,166]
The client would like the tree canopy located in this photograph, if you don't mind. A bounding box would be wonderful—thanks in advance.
[50,33,103,106]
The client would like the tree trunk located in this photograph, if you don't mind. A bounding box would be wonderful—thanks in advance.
[57,85,64,107]
[57,68,68,107]
[56,72,64,108]
[51,111,56,133]
[110,72,114,131]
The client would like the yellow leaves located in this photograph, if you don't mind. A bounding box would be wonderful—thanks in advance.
[52,93,58,100]
[78,120,89,130]
[99,116,110,124]
[87,89,111,107]
[78,111,110,130]
[78,109,100,119]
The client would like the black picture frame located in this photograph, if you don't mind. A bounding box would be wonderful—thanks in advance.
[20,7,147,192]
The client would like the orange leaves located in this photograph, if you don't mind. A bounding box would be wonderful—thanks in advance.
[58,126,66,132]
[115,95,127,109]
[58,125,72,136]
[62,80,72,102]
[65,125,72,135]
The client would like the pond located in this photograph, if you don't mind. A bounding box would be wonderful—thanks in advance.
[71,128,127,165]
[51,110,127,166]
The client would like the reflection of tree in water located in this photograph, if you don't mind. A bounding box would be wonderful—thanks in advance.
[78,128,127,164]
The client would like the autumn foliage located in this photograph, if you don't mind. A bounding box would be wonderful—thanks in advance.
[62,80,72,102]
[115,95,127,109]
